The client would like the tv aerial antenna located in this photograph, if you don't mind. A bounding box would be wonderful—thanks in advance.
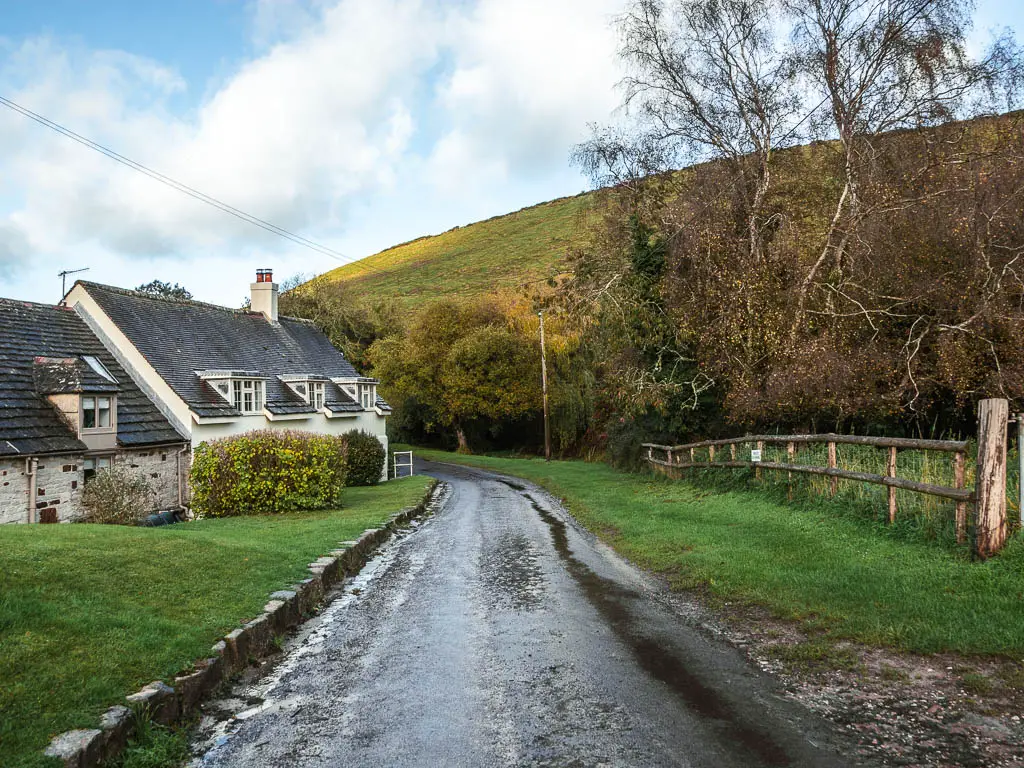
[58,267,89,299]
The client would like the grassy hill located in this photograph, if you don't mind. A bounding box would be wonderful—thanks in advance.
[320,193,593,309]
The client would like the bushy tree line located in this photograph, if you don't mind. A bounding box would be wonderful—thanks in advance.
[280,0,1023,460]
[569,0,1024,448]
[369,294,592,453]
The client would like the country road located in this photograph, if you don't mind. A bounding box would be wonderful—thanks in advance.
[193,461,860,768]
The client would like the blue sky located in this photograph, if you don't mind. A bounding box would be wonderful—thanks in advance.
[0,0,1020,306]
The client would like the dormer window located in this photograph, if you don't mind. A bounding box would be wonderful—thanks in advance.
[278,375,327,409]
[82,396,115,432]
[331,377,378,411]
[232,380,264,414]
[198,370,267,415]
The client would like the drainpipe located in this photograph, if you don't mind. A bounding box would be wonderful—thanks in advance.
[176,444,190,513]
[26,457,38,524]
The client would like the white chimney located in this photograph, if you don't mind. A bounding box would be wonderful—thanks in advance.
[250,268,279,323]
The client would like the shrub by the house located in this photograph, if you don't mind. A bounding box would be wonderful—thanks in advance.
[80,465,155,525]
[190,430,348,517]
[343,431,386,486]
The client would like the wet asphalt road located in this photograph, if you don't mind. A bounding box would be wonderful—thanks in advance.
[195,461,857,768]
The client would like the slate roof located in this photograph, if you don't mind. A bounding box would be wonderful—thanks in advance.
[77,282,372,418]
[0,298,187,457]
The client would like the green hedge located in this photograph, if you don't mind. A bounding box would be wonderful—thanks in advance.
[190,431,348,517]
[344,431,386,486]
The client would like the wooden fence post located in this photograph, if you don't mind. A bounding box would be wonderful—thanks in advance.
[755,440,764,480]
[787,442,795,500]
[709,445,715,463]
[975,398,1009,558]
[690,447,695,463]
[730,443,736,461]
[953,451,967,545]
[887,446,897,524]
[827,441,838,496]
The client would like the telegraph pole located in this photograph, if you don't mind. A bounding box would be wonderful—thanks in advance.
[538,310,551,461]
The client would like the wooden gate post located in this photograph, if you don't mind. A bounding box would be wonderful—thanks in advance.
[787,442,795,500]
[886,446,898,524]
[953,451,967,545]
[975,398,1009,558]
[827,441,838,496]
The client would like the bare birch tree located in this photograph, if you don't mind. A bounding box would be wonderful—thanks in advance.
[577,0,803,264]
[786,0,1022,339]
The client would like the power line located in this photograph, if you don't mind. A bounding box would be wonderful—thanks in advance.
[0,93,573,299]
[0,94,379,271]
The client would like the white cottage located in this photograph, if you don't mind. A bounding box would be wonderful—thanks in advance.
[64,270,390,469]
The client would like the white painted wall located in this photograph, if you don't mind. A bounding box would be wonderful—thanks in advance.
[190,411,385,445]
[193,413,389,481]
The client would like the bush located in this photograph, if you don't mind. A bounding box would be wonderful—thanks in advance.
[190,430,348,517]
[80,465,155,525]
[344,431,386,486]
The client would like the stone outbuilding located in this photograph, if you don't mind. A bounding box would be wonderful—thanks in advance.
[0,299,189,524]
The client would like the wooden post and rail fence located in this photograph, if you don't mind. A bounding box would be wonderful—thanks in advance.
[642,398,1018,558]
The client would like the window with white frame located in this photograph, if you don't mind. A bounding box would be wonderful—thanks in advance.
[232,380,264,414]
[309,382,325,410]
[359,383,375,410]
[81,396,115,431]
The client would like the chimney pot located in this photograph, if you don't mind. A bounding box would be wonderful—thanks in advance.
[250,268,279,323]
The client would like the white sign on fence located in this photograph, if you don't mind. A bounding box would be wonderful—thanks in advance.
[750,449,762,463]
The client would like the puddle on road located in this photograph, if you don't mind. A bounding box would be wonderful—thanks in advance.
[501,481,792,767]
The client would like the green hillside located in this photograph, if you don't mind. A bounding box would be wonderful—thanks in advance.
[321,193,592,308]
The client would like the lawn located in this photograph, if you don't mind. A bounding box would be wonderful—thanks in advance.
[0,476,432,768]
[411,448,1024,658]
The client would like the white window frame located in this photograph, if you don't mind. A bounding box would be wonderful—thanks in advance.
[231,379,264,414]
[359,384,375,410]
[309,382,325,410]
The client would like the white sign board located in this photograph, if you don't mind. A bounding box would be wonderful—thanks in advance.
[750,449,762,463]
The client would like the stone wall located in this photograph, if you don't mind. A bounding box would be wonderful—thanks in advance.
[0,455,82,524]
[0,445,188,524]
[116,447,188,512]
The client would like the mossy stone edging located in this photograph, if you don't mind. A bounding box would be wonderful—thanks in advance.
[43,480,440,768]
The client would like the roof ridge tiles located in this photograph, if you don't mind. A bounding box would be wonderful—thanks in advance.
[75,280,260,316]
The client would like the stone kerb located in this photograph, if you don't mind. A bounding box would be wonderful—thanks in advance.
[42,480,439,768]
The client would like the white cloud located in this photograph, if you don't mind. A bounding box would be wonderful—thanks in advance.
[0,0,628,304]
[428,0,623,183]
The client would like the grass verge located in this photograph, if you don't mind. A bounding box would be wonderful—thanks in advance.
[0,476,432,768]
[410,447,1024,658]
